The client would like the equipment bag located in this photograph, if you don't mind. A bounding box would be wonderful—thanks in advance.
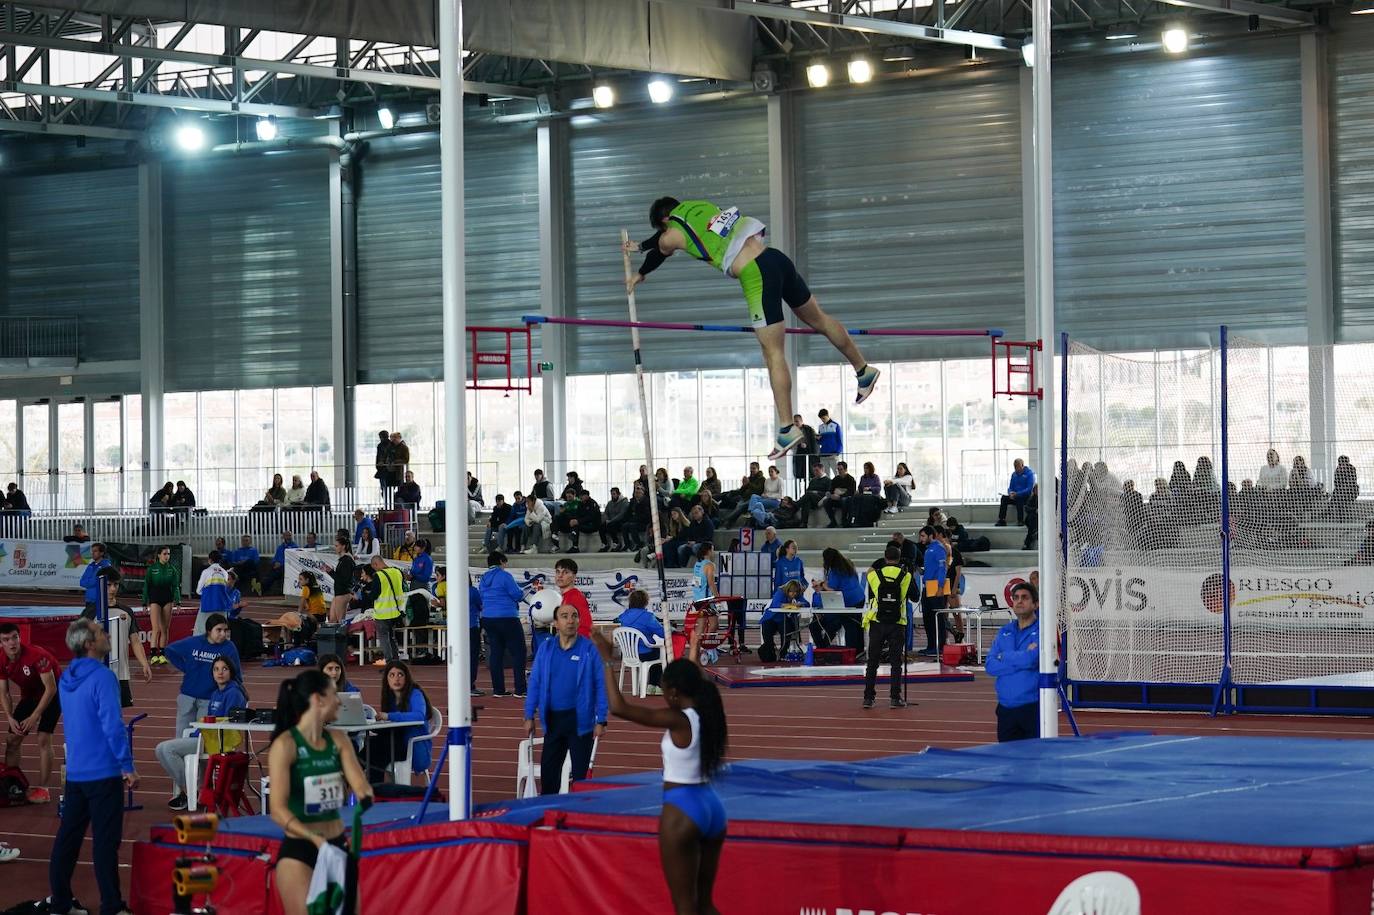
[0,764,29,807]
[873,570,906,624]
[229,616,265,660]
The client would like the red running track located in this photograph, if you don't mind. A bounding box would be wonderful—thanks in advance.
[6,592,1374,909]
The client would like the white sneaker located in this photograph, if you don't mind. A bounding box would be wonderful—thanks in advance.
[523,546,538,555]
[767,424,805,461]
[855,364,881,405]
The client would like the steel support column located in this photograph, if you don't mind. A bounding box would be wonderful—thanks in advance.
[138,161,164,501]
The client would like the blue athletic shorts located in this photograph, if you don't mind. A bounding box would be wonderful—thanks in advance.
[663,783,727,839]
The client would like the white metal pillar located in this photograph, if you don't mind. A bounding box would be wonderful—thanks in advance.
[439,0,474,821]
[138,161,165,502]
[328,121,356,494]
[1019,67,1040,458]
[538,119,569,473]
[768,92,801,467]
[1301,32,1336,484]
[1030,0,1060,739]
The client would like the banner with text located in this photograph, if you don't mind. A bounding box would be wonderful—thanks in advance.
[0,539,99,591]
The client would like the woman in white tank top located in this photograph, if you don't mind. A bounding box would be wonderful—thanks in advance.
[593,625,729,914]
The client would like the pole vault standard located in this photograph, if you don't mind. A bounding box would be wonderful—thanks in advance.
[524,315,1004,340]
[620,231,675,660]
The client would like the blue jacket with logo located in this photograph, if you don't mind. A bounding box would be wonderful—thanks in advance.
[524,635,608,735]
[164,634,243,700]
[817,419,843,455]
[985,617,1040,708]
[478,565,524,619]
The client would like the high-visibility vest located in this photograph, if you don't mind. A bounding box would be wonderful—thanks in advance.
[373,566,405,620]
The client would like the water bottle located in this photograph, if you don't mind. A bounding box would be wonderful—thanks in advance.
[805,642,815,666]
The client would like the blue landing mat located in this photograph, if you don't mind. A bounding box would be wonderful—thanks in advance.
[212,735,1374,850]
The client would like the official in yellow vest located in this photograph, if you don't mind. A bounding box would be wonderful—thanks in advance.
[368,555,405,666]
[861,544,913,710]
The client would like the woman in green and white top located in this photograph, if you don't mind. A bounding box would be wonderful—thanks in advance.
[267,669,373,915]
[142,545,181,665]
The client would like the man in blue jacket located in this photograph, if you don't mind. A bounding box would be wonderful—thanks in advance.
[49,618,138,915]
[615,589,665,689]
[985,581,1041,741]
[816,409,843,475]
[917,526,949,657]
[524,603,607,794]
[78,542,112,618]
[223,534,262,596]
[164,614,242,748]
[478,551,527,697]
[997,458,1036,527]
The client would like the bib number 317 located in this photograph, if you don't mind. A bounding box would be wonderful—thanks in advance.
[706,207,741,238]
[303,772,345,816]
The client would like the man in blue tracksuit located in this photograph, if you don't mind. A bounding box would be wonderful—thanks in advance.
[816,408,843,474]
[985,581,1041,741]
[164,614,242,748]
[997,458,1037,526]
[49,618,137,915]
[78,542,112,618]
[479,551,527,697]
[523,603,608,794]
[615,588,665,689]
[918,526,948,656]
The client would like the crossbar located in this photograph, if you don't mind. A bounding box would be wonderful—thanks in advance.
[522,315,1002,338]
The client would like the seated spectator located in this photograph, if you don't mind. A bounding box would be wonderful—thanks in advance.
[719,477,757,526]
[1289,455,1321,506]
[467,472,484,524]
[283,475,306,507]
[884,462,915,514]
[882,530,918,572]
[4,482,31,513]
[352,508,377,545]
[396,470,422,510]
[154,655,247,810]
[673,505,715,568]
[809,548,866,659]
[946,516,989,554]
[763,466,784,501]
[925,506,947,529]
[171,480,196,509]
[600,487,631,552]
[303,470,329,508]
[797,462,831,525]
[265,530,297,594]
[530,469,555,504]
[504,490,527,552]
[623,482,652,556]
[760,580,805,659]
[653,467,672,508]
[368,661,433,782]
[1168,461,1192,501]
[696,488,720,521]
[297,571,327,623]
[149,482,174,511]
[657,507,691,567]
[702,466,723,499]
[224,534,262,596]
[483,495,512,553]
[669,466,701,512]
[410,539,434,592]
[565,471,586,496]
[393,529,421,561]
[63,523,91,544]
[225,571,245,619]
[303,531,320,550]
[1193,457,1219,494]
[352,525,380,561]
[266,473,287,504]
[773,539,805,591]
[522,494,553,555]
[615,588,665,689]
[747,494,802,530]
[823,461,857,529]
[551,488,599,554]
[1257,449,1287,490]
[851,462,884,525]
[756,526,782,557]
[745,461,766,498]
[1333,455,1359,505]
[996,458,1035,527]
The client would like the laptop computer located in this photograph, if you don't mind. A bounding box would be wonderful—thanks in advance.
[979,594,1002,612]
[335,691,367,727]
[816,590,849,610]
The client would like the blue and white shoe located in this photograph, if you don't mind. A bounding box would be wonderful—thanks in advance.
[855,364,882,405]
[767,424,805,461]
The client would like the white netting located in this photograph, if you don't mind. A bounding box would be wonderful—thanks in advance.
[1063,341,1224,685]
[1064,336,1374,692]
[1224,337,1374,686]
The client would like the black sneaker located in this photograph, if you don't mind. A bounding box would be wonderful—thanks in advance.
[168,794,188,811]
[513,691,527,699]
[862,696,875,709]
[890,697,909,709]
[491,691,512,698]
[738,645,753,654]
[470,687,487,697]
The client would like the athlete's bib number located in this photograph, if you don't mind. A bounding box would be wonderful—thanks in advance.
[303,772,345,816]
[706,207,741,238]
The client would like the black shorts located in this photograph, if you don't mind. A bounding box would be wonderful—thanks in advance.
[13,694,61,734]
[276,832,347,869]
[742,247,812,328]
[146,585,175,606]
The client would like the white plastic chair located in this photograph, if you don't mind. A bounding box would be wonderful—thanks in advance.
[389,705,443,786]
[1047,872,1141,915]
[182,726,203,812]
[515,735,601,798]
[612,627,664,698]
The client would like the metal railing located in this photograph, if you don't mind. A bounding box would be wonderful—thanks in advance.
[0,316,78,363]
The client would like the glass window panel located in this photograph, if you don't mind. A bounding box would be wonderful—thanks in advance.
[519,379,544,499]
[1155,349,1218,485]
[651,372,699,492]
[1100,354,1160,492]
[394,382,436,485]
[354,384,393,493]
[745,368,778,470]
[93,400,122,511]
[275,387,314,483]
[476,389,521,503]
[700,370,746,488]
[56,402,84,511]
[313,387,334,478]
[237,389,274,507]
[797,365,842,442]
[200,391,236,508]
[1270,346,1313,481]
[891,361,943,502]
[607,374,645,493]
[123,395,143,509]
[567,375,609,498]
[164,393,198,499]
[21,404,49,508]
[0,401,15,482]
[1334,344,1374,486]
[845,361,892,481]
[945,360,995,503]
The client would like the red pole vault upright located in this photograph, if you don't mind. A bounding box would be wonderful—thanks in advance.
[467,325,534,393]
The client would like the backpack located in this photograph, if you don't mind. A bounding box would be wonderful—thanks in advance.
[873,568,907,624]
[0,765,29,807]
[282,647,317,666]
[197,751,252,817]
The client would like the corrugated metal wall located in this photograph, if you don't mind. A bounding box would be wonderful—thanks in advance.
[355,121,541,383]
[163,151,333,391]
[566,96,770,374]
[795,68,1025,363]
[1053,40,1307,350]
[1332,13,1374,341]
[0,168,140,362]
